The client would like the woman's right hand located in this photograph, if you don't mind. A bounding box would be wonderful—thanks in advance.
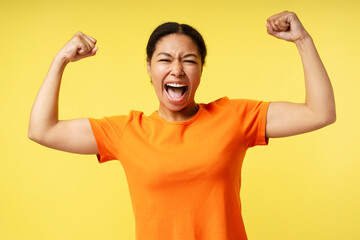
[28,31,100,155]
[56,32,98,64]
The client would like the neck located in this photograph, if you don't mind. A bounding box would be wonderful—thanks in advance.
[157,102,199,122]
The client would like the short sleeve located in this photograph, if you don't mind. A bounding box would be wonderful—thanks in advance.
[88,114,131,163]
[230,98,270,148]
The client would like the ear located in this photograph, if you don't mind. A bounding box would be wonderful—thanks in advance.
[146,58,151,77]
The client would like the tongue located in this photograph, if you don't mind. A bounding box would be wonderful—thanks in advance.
[167,87,184,99]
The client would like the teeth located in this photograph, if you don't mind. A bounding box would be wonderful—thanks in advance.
[166,83,187,87]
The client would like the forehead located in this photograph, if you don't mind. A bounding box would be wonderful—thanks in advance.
[154,34,199,55]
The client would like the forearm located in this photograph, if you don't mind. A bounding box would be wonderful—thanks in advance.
[296,34,336,123]
[28,55,67,139]
[265,11,336,138]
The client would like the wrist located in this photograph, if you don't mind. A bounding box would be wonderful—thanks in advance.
[50,54,69,74]
[53,53,70,67]
[295,32,313,51]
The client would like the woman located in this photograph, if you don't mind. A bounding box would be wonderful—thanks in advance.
[28,11,335,240]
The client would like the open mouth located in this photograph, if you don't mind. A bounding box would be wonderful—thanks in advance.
[165,83,188,100]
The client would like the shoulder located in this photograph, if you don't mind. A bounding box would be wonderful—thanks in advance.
[89,110,145,126]
[203,97,264,111]
[202,96,230,109]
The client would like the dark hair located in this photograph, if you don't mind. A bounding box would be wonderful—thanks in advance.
[146,22,207,65]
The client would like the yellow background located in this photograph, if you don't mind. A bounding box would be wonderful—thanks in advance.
[1,0,359,239]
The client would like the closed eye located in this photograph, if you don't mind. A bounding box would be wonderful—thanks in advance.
[158,59,171,62]
[184,60,197,63]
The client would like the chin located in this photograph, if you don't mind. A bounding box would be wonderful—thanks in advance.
[163,102,188,112]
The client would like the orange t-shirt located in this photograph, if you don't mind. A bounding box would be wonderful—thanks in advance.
[89,97,270,240]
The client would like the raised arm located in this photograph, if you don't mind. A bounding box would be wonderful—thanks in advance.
[264,11,336,138]
[28,32,99,154]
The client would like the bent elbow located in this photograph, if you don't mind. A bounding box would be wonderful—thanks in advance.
[328,113,336,125]
[28,127,44,143]
[327,109,337,125]
[320,112,336,127]
[28,129,39,142]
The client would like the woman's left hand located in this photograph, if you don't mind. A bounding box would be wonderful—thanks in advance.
[266,11,309,44]
[264,11,336,139]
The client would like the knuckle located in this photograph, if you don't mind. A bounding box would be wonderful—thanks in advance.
[73,36,82,43]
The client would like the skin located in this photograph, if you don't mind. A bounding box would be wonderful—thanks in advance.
[28,11,335,155]
[265,11,336,137]
[28,32,99,154]
[147,34,202,122]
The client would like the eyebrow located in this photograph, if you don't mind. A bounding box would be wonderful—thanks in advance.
[184,54,198,58]
[157,52,198,58]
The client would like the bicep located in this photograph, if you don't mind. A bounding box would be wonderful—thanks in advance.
[39,118,98,154]
[265,101,330,138]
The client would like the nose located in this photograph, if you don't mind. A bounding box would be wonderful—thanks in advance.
[171,61,184,77]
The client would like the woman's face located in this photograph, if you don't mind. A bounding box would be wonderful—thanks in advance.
[147,34,202,113]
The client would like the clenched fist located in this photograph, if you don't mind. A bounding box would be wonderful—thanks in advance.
[56,32,98,64]
[266,11,309,43]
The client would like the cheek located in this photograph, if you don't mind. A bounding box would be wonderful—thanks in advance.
[150,72,165,93]
[151,75,164,91]
[150,65,169,79]
[188,68,202,82]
